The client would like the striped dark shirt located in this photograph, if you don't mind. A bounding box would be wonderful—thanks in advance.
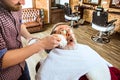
[0,4,25,80]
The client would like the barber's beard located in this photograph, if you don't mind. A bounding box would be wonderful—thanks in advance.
[8,5,22,11]
[2,1,22,11]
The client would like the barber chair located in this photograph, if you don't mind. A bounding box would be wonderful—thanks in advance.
[91,7,117,44]
[64,3,81,27]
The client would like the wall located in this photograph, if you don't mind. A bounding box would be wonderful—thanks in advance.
[100,0,120,32]
[70,0,120,32]
[22,0,33,8]
[70,0,80,10]
[35,0,120,32]
[35,0,50,23]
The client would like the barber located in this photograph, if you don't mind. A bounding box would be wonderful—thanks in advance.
[0,0,60,80]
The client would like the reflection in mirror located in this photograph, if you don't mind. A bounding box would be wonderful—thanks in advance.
[109,0,120,9]
[55,0,69,5]
[52,0,69,6]
[83,0,101,6]
[51,0,70,9]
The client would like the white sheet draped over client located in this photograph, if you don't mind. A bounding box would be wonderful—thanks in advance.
[36,44,112,80]
[35,23,112,80]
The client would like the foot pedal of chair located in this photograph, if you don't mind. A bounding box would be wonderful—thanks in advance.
[91,36,110,44]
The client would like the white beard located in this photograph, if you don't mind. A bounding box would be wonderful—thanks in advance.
[64,42,77,50]
[57,34,77,50]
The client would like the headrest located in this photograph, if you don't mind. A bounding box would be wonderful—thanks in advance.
[96,6,104,12]
[64,3,69,7]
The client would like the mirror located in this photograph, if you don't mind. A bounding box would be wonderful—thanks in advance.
[109,0,120,9]
[83,0,101,6]
[52,0,69,6]
[51,0,70,9]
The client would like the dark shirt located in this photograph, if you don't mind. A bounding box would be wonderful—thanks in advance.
[0,4,25,80]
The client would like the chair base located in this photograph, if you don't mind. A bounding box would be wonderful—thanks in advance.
[91,36,110,44]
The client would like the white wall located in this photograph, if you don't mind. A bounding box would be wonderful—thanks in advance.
[22,0,33,8]
[91,0,99,4]
[60,0,69,5]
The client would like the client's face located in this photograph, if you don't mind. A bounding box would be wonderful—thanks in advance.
[53,25,77,49]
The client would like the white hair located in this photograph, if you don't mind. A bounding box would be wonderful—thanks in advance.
[50,22,70,35]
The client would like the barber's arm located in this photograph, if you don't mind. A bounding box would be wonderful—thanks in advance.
[1,35,60,69]
[1,26,60,69]
[21,24,37,40]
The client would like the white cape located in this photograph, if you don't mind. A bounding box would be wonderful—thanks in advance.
[36,44,112,80]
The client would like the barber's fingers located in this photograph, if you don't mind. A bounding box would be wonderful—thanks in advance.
[51,34,61,42]
[39,35,61,49]
[48,34,61,47]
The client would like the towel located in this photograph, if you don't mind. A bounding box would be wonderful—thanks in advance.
[36,44,112,80]
[57,34,67,49]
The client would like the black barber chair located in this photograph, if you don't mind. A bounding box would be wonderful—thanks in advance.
[64,3,81,27]
[91,7,117,43]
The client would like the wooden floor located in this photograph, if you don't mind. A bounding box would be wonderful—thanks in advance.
[73,23,120,69]
[23,23,120,80]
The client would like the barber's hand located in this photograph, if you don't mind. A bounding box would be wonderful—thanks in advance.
[38,34,61,50]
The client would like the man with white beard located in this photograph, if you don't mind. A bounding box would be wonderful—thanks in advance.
[35,23,112,80]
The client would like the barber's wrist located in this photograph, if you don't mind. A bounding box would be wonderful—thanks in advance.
[29,39,44,53]
[27,38,39,45]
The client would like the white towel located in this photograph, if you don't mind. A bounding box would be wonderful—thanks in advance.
[57,34,67,49]
[36,44,112,80]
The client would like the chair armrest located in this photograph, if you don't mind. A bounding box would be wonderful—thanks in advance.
[107,19,117,27]
[72,11,80,16]
[36,17,43,25]
[107,19,117,24]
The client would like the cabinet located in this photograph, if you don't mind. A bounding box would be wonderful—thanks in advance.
[51,9,65,23]
[35,0,66,24]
